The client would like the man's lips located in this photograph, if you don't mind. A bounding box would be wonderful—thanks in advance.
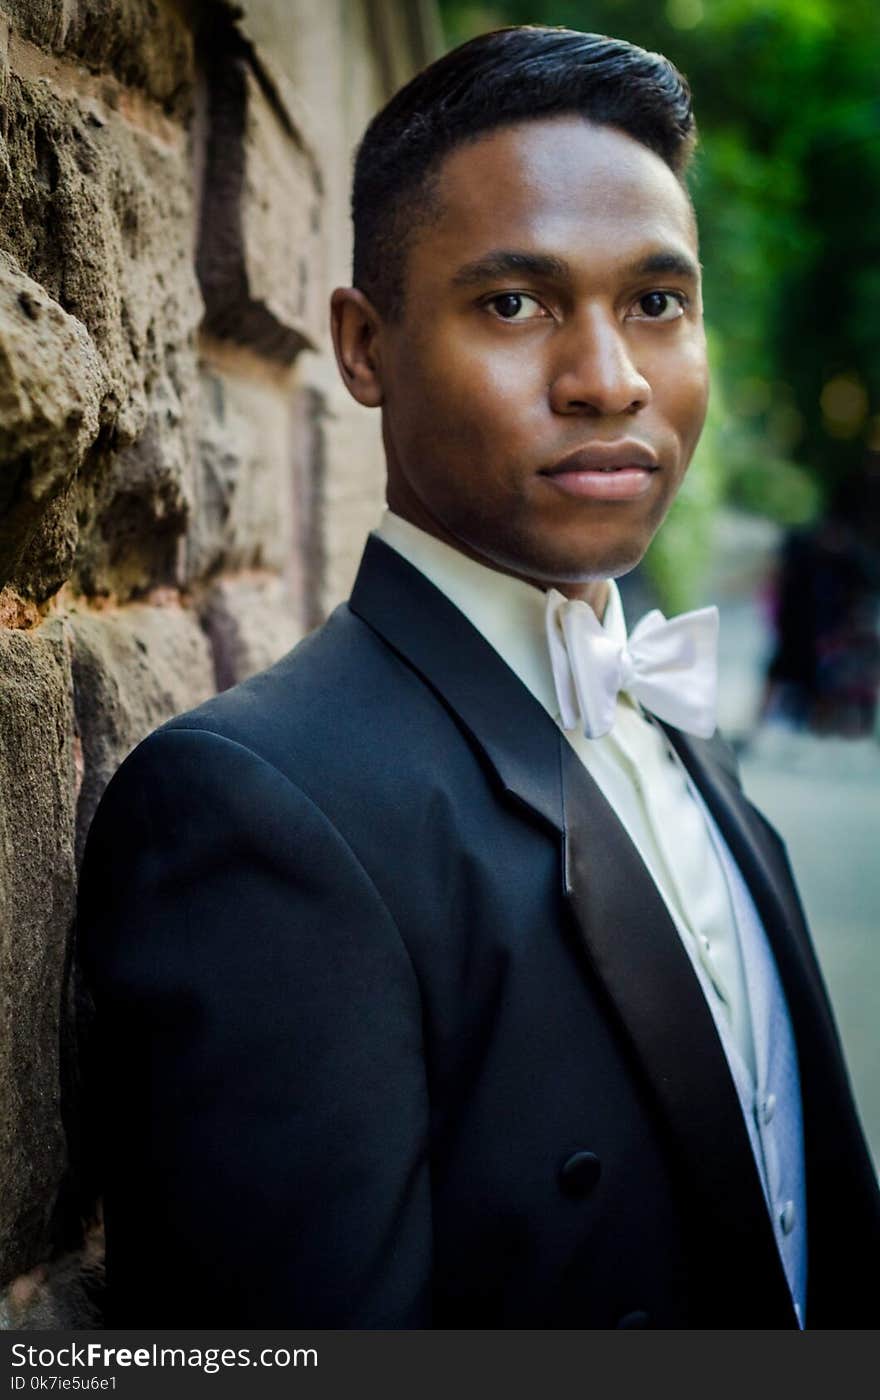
[541,441,660,474]
[538,441,660,501]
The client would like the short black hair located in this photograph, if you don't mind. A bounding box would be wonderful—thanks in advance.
[351,26,697,322]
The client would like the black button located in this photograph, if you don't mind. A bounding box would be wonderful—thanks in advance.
[616,1310,650,1329]
[558,1150,601,1197]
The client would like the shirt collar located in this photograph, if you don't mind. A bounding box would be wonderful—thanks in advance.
[373,510,629,721]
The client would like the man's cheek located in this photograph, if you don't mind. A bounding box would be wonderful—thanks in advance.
[682,388,710,455]
[677,347,710,422]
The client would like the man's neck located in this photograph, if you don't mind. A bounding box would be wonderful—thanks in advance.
[383,500,610,622]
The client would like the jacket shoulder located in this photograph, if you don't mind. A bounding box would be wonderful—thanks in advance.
[101,601,486,825]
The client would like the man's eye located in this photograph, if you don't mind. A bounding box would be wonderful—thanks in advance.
[629,291,686,321]
[485,292,547,321]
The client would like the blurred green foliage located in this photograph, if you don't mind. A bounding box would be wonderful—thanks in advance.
[438,0,879,602]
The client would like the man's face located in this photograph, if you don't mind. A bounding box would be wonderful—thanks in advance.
[374,116,709,588]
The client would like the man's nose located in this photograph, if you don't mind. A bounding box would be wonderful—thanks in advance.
[548,308,651,417]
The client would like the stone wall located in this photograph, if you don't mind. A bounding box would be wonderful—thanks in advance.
[0,0,440,1326]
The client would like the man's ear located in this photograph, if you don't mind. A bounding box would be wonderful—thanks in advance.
[329,287,385,408]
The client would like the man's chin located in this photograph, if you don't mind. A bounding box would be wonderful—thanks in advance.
[504,541,650,590]
[444,518,654,591]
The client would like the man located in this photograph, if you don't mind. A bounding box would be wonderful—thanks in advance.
[77,27,879,1328]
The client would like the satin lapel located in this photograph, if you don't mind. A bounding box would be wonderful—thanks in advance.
[657,724,842,1049]
[351,538,797,1323]
[560,741,797,1325]
[349,536,565,833]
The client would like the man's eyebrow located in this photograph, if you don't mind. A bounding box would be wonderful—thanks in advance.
[450,250,572,287]
[628,250,701,281]
[449,247,701,288]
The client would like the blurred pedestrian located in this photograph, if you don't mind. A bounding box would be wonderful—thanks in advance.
[762,466,880,738]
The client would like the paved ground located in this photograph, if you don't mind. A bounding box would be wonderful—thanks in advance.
[716,587,880,1171]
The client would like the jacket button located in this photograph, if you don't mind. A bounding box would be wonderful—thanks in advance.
[558,1150,601,1197]
[617,1310,650,1329]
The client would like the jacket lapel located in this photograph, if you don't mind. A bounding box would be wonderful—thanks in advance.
[350,537,797,1324]
[660,725,836,1026]
[349,536,564,832]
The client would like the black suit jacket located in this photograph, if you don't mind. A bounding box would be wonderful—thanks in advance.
[77,536,880,1328]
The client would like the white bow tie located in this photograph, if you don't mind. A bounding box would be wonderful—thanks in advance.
[545,588,719,740]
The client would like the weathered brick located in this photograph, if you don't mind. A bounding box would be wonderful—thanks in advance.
[188,357,298,583]
[196,15,324,361]
[0,619,77,1285]
[200,571,301,691]
[0,254,102,595]
[0,63,202,602]
[68,603,215,863]
[4,1,194,114]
